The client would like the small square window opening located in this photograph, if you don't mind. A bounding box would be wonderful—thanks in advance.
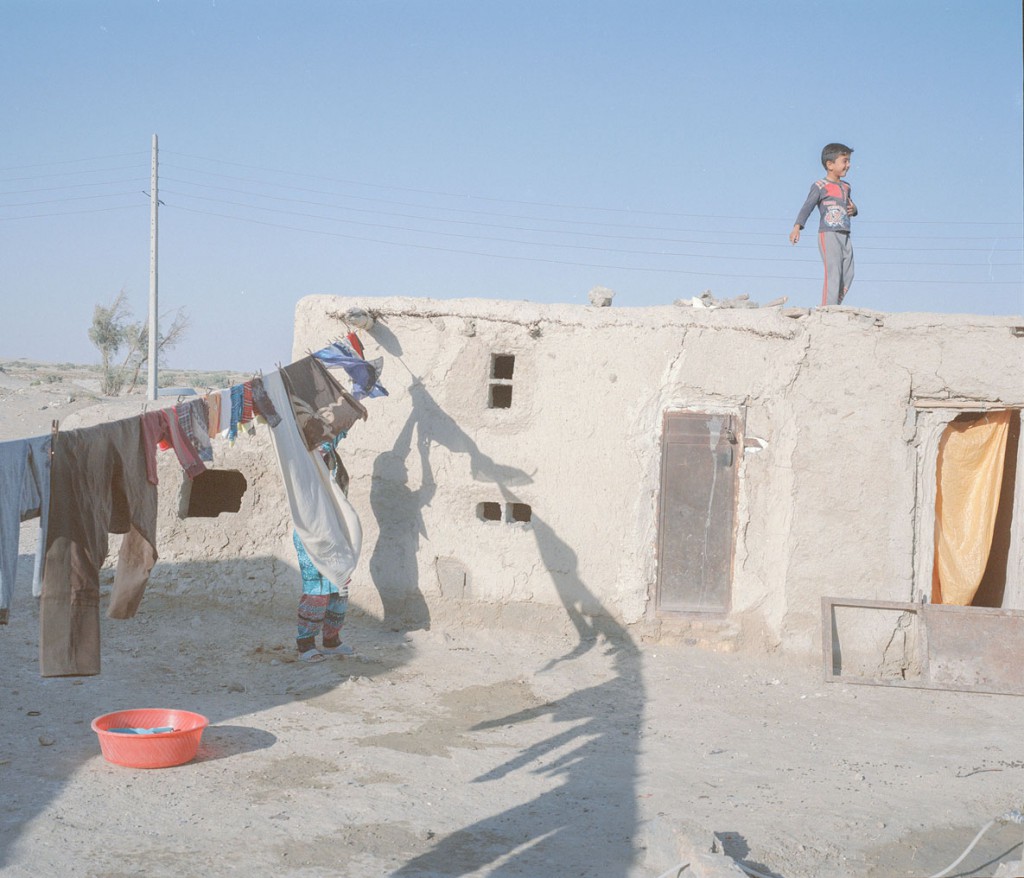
[491,354,515,380]
[489,384,513,409]
[477,501,502,521]
[508,503,532,523]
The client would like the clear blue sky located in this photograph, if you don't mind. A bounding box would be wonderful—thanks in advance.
[2,0,1022,373]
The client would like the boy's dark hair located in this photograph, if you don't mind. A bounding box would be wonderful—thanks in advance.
[821,142,853,169]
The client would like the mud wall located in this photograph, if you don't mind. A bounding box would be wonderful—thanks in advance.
[286,296,1023,655]
[104,296,1022,657]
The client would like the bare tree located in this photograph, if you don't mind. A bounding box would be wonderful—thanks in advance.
[88,289,190,396]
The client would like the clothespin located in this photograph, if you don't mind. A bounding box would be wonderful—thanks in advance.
[49,419,58,461]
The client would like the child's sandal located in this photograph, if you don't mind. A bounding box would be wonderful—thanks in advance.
[320,643,355,656]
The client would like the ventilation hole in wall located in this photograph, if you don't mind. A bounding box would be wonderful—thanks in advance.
[181,469,248,518]
[489,384,513,409]
[477,501,502,521]
[491,354,515,380]
[508,503,532,523]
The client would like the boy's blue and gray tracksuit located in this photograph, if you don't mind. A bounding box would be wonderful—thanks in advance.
[795,179,855,305]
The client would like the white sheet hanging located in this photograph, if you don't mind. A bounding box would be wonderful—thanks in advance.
[263,370,362,586]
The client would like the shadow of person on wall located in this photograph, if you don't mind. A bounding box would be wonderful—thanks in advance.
[364,324,640,874]
[369,408,434,630]
[393,509,643,877]
[367,377,532,632]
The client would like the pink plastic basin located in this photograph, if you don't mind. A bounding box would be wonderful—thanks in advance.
[91,708,208,768]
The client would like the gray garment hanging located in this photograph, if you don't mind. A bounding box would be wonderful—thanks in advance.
[0,435,51,624]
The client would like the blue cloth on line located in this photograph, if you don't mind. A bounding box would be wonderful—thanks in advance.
[311,341,388,400]
[227,384,245,441]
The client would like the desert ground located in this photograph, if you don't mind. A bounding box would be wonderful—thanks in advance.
[2,359,1024,878]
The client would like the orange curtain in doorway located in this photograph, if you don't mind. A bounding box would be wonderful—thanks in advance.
[933,410,1011,605]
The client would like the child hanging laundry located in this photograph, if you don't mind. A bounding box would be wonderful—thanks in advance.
[294,530,353,663]
[292,430,356,663]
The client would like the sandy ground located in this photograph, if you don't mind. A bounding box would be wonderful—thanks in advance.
[3,361,1024,878]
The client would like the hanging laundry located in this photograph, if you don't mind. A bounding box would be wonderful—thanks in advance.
[140,409,206,483]
[40,419,159,676]
[263,370,362,589]
[227,384,244,441]
[312,340,388,400]
[215,387,232,435]
[0,435,51,624]
[346,331,365,359]
[241,382,255,429]
[280,356,367,452]
[319,432,350,496]
[205,390,222,439]
[250,375,282,427]
[176,397,214,463]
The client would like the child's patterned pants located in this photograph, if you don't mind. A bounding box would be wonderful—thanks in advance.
[297,588,348,653]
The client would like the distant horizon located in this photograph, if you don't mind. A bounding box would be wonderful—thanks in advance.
[9,291,1023,376]
[7,288,1024,374]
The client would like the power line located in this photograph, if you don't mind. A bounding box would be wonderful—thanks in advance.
[158,175,1024,252]
[162,150,1024,228]
[159,188,1023,268]
[0,178,149,196]
[0,151,148,173]
[166,203,1023,285]
[0,191,145,208]
[0,204,146,222]
[1,146,1018,293]
[0,164,149,184]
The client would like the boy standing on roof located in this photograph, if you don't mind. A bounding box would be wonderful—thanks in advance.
[790,143,858,305]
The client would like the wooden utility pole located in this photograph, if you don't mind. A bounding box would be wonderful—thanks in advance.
[147,133,159,401]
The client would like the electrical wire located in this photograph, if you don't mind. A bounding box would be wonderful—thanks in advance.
[928,820,997,878]
[162,150,1024,227]
[0,148,1019,293]
[159,163,1024,248]
[0,151,147,173]
[3,148,1019,240]
[156,176,1024,256]
[0,179,149,196]
[0,204,145,221]
[927,809,1024,878]
[159,188,829,262]
[0,191,144,208]
[656,810,1024,878]
[0,164,148,184]
[164,202,1022,284]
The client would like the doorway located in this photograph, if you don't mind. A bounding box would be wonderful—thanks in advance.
[655,411,740,613]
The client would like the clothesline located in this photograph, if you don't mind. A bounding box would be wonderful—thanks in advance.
[0,333,388,677]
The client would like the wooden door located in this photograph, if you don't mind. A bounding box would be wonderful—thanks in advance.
[656,411,739,612]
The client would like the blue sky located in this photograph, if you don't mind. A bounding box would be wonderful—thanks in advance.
[2,0,1022,373]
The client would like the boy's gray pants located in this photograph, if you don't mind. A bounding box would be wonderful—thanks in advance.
[818,230,854,305]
